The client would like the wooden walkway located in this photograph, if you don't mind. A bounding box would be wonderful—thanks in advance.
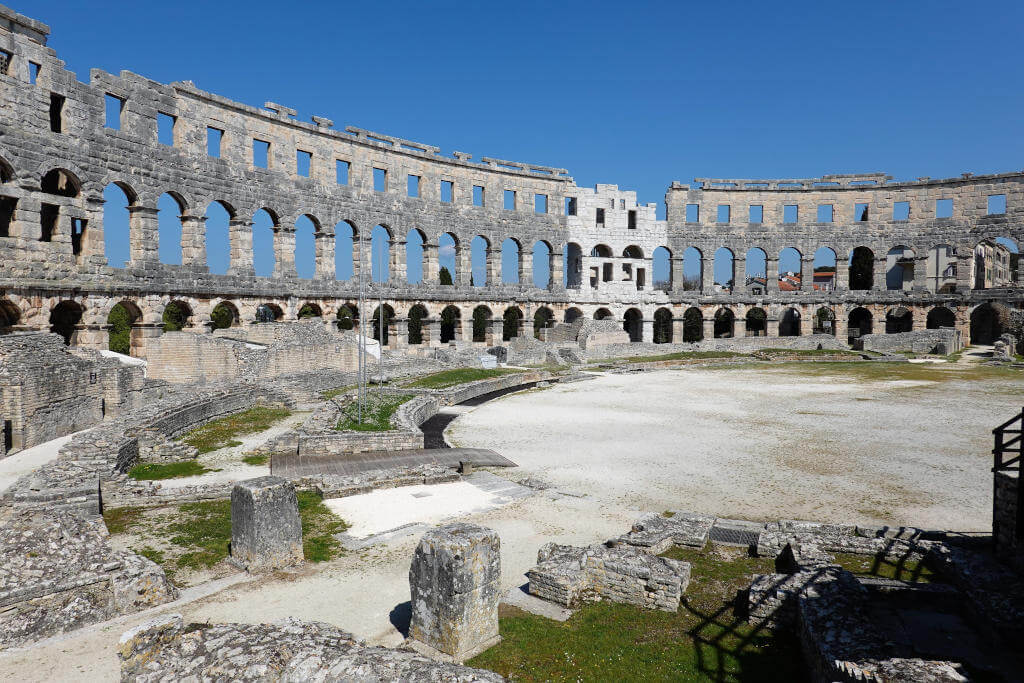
[271,447,516,478]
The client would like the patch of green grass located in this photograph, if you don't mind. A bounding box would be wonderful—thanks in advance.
[297,491,349,562]
[128,460,215,480]
[241,454,268,466]
[180,406,292,454]
[167,499,233,571]
[755,348,863,357]
[470,544,799,682]
[335,394,413,432]
[403,367,523,389]
[597,351,749,364]
[103,506,146,534]
[321,385,355,400]
[832,552,936,583]
[136,546,165,565]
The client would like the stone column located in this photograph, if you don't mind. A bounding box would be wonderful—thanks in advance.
[672,317,685,343]
[458,244,472,287]
[408,523,501,662]
[128,205,159,266]
[912,255,928,291]
[549,249,564,291]
[642,318,654,343]
[766,257,779,292]
[734,257,746,292]
[425,318,441,347]
[799,309,814,336]
[82,195,107,266]
[702,317,715,341]
[131,323,164,360]
[671,256,685,292]
[735,317,747,337]
[422,243,438,284]
[393,317,408,350]
[180,215,207,270]
[392,240,407,284]
[487,318,503,346]
[486,247,501,288]
[835,314,849,342]
[698,257,709,293]
[766,315,780,337]
[834,256,849,292]
[873,256,888,291]
[801,257,814,291]
[519,249,533,288]
[954,248,972,292]
[228,218,254,276]
[273,226,297,278]
[314,231,335,279]
[230,476,303,573]
[351,235,362,282]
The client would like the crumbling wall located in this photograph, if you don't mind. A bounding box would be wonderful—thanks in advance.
[858,328,960,354]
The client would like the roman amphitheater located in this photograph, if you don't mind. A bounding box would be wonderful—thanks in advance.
[2,5,1024,682]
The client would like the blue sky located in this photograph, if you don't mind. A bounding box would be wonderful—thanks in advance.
[50,0,1021,287]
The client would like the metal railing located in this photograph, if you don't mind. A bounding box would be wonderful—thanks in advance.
[993,408,1024,542]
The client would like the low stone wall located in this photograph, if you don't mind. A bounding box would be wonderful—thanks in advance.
[0,509,176,649]
[858,328,960,354]
[586,334,847,360]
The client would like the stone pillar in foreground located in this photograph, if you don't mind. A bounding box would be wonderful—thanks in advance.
[230,476,303,572]
[408,523,501,662]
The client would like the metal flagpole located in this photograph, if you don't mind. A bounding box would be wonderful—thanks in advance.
[357,227,365,423]
[378,240,384,397]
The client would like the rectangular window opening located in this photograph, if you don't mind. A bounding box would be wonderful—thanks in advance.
[893,200,910,221]
[717,204,730,223]
[565,196,577,216]
[935,198,953,218]
[336,160,350,185]
[253,139,270,169]
[596,207,605,225]
[503,189,516,210]
[296,150,312,177]
[441,180,454,203]
[783,205,798,223]
[816,204,833,222]
[855,202,869,221]
[535,194,548,214]
[685,203,699,223]
[373,167,387,192]
[749,205,763,223]
[206,127,223,158]
[628,209,637,229]
[29,61,41,85]
[0,196,16,237]
[988,194,1006,215]
[407,174,420,198]
[473,185,485,207]
[40,203,58,242]
[71,218,86,255]
[104,93,124,130]
[49,93,64,133]
[157,113,175,146]
[0,50,10,76]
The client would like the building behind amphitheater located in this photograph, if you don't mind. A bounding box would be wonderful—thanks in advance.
[0,3,1021,357]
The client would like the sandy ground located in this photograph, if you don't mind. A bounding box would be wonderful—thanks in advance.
[1,362,1018,680]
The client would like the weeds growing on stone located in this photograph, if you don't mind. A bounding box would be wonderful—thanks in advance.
[128,461,216,480]
[241,454,268,466]
[180,406,292,453]
[335,394,413,431]
[403,367,522,389]
[832,552,936,582]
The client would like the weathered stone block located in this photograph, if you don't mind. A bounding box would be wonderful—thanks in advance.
[230,476,303,572]
[408,522,501,662]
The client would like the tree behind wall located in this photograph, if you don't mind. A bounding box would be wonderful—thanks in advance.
[107,304,130,354]
[439,266,453,285]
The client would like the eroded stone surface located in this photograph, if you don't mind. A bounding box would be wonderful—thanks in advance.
[619,510,716,553]
[230,476,304,572]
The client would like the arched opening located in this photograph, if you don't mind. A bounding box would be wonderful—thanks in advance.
[371,225,391,283]
[336,304,357,331]
[713,247,734,292]
[812,248,837,291]
[849,247,874,290]
[205,201,233,275]
[107,301,142,356]
[157,192,185,265]
[623,245,643,259]
[252,208,278,277]
[813,307,835,335]
[0,299,20,334]
[714,308,734,338]
[926,306,956,330]
[371,304,394,344]
[472,306,492,342]
[298,302,322,319]
[41,168,80,198]
[926,244,957,292]
[973,238,1019,290]
[744,248,767,294]
[591,244,612,257]
[440,305,460,343]
[0,156,14,184]
[565,307,583,324]
[779,307,801,336]
[778,247,802,291]
[408,304,428,344]
[533,306,554,339]
[745,307,766,337]
[593,307,612,321]
[211,301,239,329]
[885,307,913,333]
[590,244,613,286]
[256,303,283,323]
[50,300,83,345]
[621,246,645,289]
[653,307,673,343]
[683,307,703,342]
[103,182,134,268]
[294,214,318,279]
[162,300,192,332]
[502,307,523,341]
[439,232,458,284]
[565,242,583,288]
[886,245,915,291]
[682,247,703,291]
[336,221,357,281]
[533,241,551,288]
[502,238,521,284]
[471,236,489,287]
[848,307,873,345]
[652,247,672,291]
[970,303,1009,345]
[406,229,425,284]
[623,308,643,343]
